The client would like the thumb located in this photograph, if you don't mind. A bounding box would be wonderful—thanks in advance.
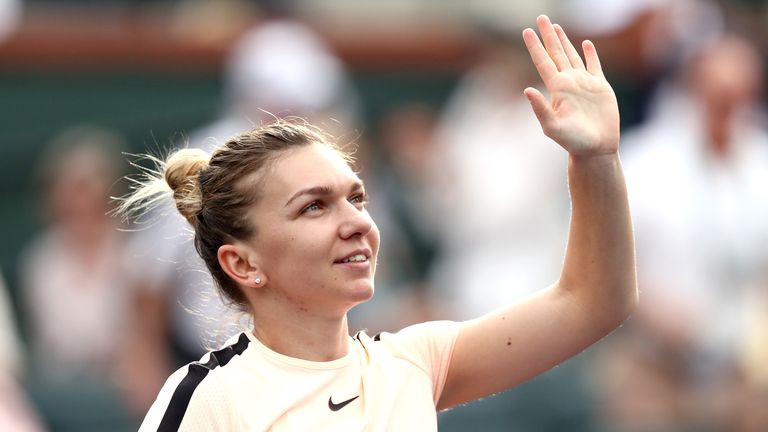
[524,87,555,137]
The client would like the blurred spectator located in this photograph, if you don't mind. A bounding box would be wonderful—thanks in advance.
[372,103,441,292]
[121,4,361,413]
[20,125,130,378]
[0,271,44,432]
[18,126,136,430]
[597,32,768,431]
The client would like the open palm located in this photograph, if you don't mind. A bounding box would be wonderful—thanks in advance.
[523,15,620,156]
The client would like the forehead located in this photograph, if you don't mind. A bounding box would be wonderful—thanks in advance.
[266,143,359,196]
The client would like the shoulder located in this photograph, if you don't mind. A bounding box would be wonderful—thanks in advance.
[357,321,461,402]
[139,333,252,431]
[390,320,461,343]
[358,320,460,369]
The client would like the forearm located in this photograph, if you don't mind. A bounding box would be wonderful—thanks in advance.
[558,153,638,327]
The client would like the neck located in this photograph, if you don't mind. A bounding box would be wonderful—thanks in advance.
[250,297,351,362]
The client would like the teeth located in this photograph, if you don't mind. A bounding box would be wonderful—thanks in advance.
[342,254,367,263]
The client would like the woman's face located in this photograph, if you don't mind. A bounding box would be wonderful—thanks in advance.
[247,142,380,317]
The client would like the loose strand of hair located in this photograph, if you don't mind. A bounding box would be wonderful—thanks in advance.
[109,152,172,225]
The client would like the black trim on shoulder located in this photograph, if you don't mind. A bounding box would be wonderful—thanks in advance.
[157,333,251,432]
[354,331,382,344]
[352,332,366,349]
[201,333,250,370]
[157,363,210,432]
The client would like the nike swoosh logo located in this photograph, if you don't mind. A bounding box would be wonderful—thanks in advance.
[328,395,359,411]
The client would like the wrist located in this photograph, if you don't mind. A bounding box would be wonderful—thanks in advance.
[569,151,619,163]
[568,152,621,174]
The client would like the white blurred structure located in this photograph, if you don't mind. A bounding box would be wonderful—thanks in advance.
[0,274,22,379]
[428,39,569,320]
[1,273,45,432]
[224,21,350,119]
[0,0,21,41]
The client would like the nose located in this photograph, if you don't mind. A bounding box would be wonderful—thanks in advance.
[338,201,374,240]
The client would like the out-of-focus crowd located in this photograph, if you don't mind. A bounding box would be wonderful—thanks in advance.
[1,0,768,431]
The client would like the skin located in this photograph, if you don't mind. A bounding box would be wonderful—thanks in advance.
[221,14,637,408]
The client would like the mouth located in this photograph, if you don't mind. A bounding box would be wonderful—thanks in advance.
[334,249,372,264]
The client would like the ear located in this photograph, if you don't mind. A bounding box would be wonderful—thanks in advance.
[217,243,268,289]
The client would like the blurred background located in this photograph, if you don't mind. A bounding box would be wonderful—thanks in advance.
[1,0,768,431]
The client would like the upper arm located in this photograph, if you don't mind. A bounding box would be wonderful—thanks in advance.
[437,284,617,410]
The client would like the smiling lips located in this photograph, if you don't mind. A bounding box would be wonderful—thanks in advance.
[334,249,371,264]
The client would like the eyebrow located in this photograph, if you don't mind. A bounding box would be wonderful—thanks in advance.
[284,181,365,208]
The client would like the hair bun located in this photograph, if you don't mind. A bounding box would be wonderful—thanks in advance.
[164,148,209,225]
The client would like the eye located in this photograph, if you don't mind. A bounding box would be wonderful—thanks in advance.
[301,200,323,214]
[349,192,368,207]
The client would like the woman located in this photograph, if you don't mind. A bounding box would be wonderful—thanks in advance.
[121,15,637,431]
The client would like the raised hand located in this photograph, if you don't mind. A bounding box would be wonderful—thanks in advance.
[523,15,620,157]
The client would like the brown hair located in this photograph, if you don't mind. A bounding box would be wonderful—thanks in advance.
[116,119,349,309]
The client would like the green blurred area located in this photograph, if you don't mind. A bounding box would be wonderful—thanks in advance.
[0,69,459,320]
[0,71,222,306]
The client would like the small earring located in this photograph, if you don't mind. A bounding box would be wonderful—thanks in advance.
[254,277,262,285]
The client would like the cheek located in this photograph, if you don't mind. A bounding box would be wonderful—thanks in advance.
[369,220,382,259]
[262,230,326,272]
[372,220,381,245]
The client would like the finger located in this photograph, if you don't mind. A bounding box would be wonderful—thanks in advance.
[523,28,558,83]
[554,24,585,70]
[537,15,571,71]
[523,87,556,137]
[582,40,605,78]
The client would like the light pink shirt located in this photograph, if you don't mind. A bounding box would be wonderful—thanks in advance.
[140,320,460,431]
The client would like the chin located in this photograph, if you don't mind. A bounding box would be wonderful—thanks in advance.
[349,282,375,304]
